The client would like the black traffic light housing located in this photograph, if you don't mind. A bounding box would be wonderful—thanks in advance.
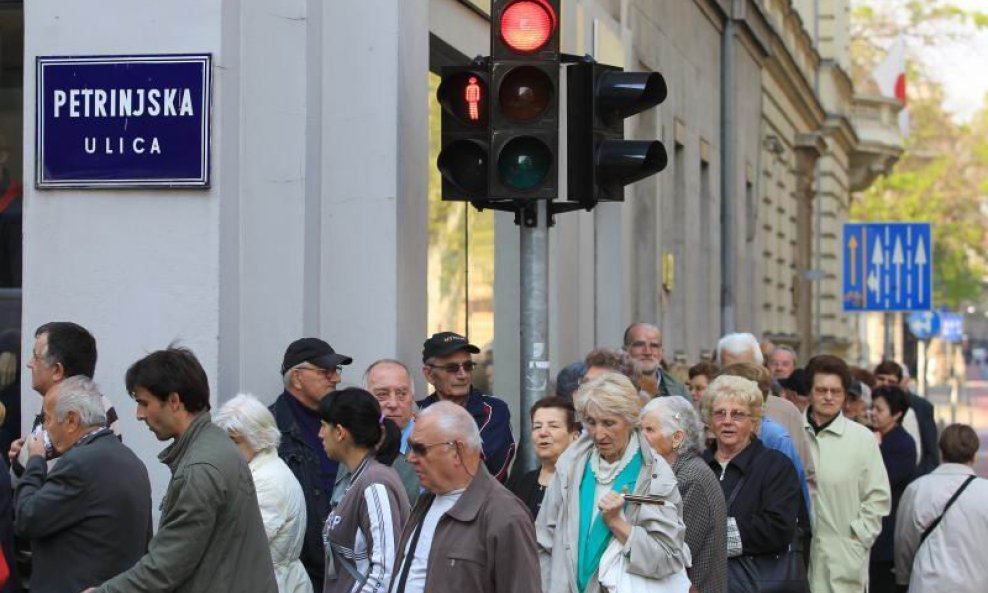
[567,60,668,206]
[437,64,491,201]
[488,0,561,200]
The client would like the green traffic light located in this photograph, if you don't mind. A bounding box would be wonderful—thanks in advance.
[498,136,551,190]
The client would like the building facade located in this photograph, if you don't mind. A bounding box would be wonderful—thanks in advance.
[3,0,900,504]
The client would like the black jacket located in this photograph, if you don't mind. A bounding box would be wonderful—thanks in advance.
[703,438,802,556]
[871,425,916,563]
[270,392,333,593]
[909,393,939,476]
[13,429,152,593]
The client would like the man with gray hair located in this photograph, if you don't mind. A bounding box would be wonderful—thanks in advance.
[390,401,540,593]
[14,376,152,593]
[767,345,798,380]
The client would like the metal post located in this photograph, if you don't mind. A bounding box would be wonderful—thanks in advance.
[883,312,894,360]
[720,18,737,335]
[518,200,550,472]
[918,339,927,397]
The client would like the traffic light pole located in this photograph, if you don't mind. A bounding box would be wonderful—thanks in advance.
[517,200,551,472]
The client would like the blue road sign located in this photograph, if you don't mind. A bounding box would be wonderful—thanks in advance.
[939,312,964,343]
[908,311,941,340]
[843,222,932,312]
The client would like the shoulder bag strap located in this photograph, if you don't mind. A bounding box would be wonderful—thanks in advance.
[919,475,977,546]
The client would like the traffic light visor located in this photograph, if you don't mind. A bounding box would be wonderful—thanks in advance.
[439,140,489,195]
[500,1,556,53]
[498,136,552,190]
[438,72,488,126]
[498,66,553,121]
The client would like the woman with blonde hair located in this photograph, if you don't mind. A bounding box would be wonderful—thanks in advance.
[700,375,806,593]
[537,371,690,593]
[215,393,313,593]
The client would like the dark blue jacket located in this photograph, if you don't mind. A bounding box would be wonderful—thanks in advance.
[270,392,334,593]
[909,393,939,476]
[871,425,916,563]
[419,388,516,482]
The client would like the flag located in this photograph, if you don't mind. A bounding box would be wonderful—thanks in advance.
[872,36,909,137]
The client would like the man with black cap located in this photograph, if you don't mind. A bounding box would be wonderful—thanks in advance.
[418,332,516,482]
[269,337,352,592]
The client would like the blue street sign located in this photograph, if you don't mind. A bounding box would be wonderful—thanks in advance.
[842,222,932,312]
[907,311,941,340]
[939,312,964,343]
[36,54,212,188]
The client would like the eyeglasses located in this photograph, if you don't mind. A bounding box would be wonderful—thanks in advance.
[426,361,477,374]
[712,409,751,421]
[407,440,456,457]
[296,365,342,379]
[629,341,662,350]
[812,386,844,396]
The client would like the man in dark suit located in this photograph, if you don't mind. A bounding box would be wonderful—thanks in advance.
[13,376,151,593]
[874,360,939,476]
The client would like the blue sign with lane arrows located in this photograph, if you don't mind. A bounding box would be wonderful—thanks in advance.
[843,222,932,312]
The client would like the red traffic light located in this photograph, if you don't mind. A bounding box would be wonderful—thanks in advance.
[500,1,556,53]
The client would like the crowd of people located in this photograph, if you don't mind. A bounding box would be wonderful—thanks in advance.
[0,320,984,593]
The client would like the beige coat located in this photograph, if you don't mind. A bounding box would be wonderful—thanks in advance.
[536,432,690,593]
[803,412,890,593]
[764,394,817,501]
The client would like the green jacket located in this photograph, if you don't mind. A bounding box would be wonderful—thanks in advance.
[96,413,278,593]
[658,368,690,399]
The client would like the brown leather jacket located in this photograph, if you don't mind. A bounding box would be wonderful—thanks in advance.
[392,465,540,593]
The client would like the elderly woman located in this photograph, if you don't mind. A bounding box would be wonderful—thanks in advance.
[537,371,691,593]
[215,394,313,593]
[508,396,581,519]
[700,375,806,593]
[641,396,727,593]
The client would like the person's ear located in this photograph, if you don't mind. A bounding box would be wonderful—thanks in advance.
[167,392,182,411]
[50,362,66,383]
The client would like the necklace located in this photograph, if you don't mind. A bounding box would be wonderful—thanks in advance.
[590,439,637,485]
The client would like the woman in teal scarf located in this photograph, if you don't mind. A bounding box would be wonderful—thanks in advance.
[537,372,691,593]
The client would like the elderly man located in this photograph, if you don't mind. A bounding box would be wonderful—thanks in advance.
[9,322,119,472]
[767,345,797,380]
[270,337,352,591]
[88,347,276,593]
[622,322,689,398]
[419,332,515,482]
[365,358,421,505]
[14,377,151,593]
[391,401,539,593]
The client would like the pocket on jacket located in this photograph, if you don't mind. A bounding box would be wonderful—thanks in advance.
[441,548,486,589]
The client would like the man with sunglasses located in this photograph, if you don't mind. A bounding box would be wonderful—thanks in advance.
[418,332,515,482]
[269,337,352,593]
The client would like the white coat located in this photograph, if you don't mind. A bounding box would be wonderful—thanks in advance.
[251,449,314,593]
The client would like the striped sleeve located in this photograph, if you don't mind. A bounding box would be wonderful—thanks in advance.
[358,483,399,593]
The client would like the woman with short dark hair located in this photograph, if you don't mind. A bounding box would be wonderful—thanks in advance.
[868,385,916,593]
[507,396,580,519]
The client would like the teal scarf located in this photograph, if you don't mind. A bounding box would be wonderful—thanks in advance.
[576,449,643,593]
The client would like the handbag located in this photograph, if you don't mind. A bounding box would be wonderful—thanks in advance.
[724,448,809,593]
[598,537,691,593]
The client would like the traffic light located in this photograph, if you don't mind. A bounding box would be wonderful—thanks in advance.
[437,65,491,201]
[489,0,560,199]
[567,61,668,205]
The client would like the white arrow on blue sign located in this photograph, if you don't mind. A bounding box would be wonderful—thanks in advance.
[843,222,933,312]
[908,311,941,340]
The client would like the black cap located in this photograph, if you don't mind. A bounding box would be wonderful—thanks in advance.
[281,338,353,375]
[422,332,480,363]
[779,368,810,396]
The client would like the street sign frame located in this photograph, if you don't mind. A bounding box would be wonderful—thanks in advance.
[842,222,933,312]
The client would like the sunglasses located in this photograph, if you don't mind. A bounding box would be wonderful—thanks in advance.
[407,440,456,457]
[426,361,477,374]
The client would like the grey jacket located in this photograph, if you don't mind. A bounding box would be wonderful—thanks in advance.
[536,432,690,593]
[15,429,152,593]
[95,412,278,593]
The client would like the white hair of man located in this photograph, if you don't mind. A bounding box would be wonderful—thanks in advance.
[418,400,483,451]
[769,345,797,363]
[214,393,281,454]
[53,375,107,428]
[716,332,764,365]
[362,358,416,397]
[641,395,705,457]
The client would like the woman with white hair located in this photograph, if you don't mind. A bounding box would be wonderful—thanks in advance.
[641,397,727,593]
[215,394,312,593]
[537,371,691,593]
[700,375,806,593]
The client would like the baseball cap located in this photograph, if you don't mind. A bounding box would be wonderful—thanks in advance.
[281,338,353,375]
[422,332,480,363]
